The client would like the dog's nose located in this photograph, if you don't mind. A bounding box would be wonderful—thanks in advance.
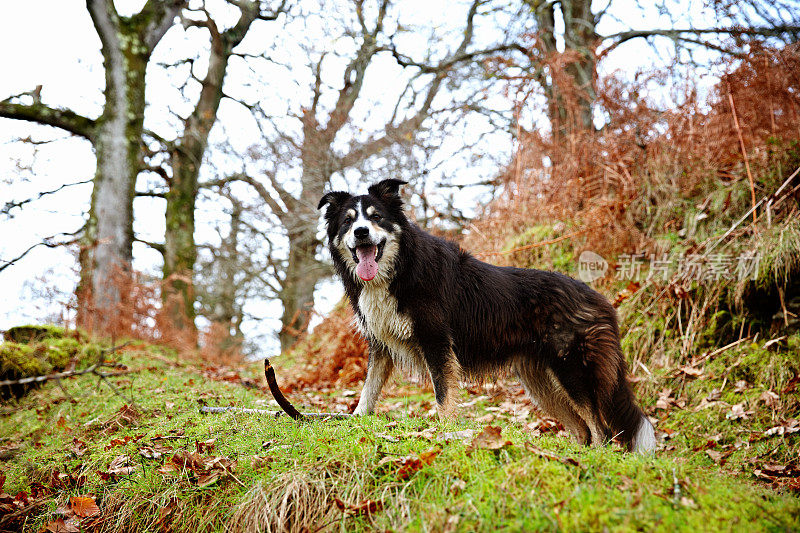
[354,226,369,239]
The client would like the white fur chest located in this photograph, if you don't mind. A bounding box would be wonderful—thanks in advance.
[357,285,421,372]
[357,285,413,341]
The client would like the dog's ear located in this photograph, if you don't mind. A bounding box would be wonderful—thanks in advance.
[318,191,351,213]
[368,179,407,209]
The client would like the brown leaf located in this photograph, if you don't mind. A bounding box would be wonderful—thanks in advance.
[466,426,512,455]
[68,438,88,457]
[251,456,273,470]
[334,497,383,517]
[764,419,800,437]
[70,495,100,518]
[677,365,703,378]
[139,443,172,459]
[107,455,136,476]
[196,438,216,454]
[726,403,751,420]
[759,390,780,407]
[44,518,80,533]
[196,471,222,488]
[392,446,442,480]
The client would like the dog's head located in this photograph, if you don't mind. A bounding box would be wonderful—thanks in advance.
[318,179,407,284]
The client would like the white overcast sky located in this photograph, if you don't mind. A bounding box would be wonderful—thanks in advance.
[0,0,722,351]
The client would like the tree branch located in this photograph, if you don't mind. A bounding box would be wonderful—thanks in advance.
[2,179,93,217]
[0,231,81,273]
[133,236,166,255]
[602,25,800,51]
[0,101,96,141]
[136,0,186,54]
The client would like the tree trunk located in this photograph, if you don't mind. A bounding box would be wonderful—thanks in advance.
[530,0,597,143]
[77,3,149,333]
[278,230,322,351]
[163,153,200,342]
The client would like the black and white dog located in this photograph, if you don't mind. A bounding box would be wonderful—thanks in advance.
[319,179,655,452]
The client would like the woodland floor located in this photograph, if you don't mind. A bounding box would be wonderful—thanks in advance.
[0,335,798,532]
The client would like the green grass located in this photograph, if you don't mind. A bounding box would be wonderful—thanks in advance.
[1,336,798,532]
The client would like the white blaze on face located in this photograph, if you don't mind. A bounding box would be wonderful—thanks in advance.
[337,198,399,284]
[343,201,365,249]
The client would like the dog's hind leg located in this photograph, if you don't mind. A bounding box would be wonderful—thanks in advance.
[353,343,394,415]
[516,361,591,445]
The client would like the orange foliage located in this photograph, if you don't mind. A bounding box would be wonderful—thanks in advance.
[283,303,369,391]
[466,43,800,263]
[74,266,243,364]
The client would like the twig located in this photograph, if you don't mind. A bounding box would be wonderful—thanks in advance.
[476,229,585,258]
[727,86,757,224]
[199,405,351,419]
[264,358,305,419]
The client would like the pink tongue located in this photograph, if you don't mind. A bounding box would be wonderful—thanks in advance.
[355,245,379,281]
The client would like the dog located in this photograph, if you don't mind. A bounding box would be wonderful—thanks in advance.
[318,179,655,452]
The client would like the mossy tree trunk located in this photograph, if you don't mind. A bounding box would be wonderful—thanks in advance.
[0,0,182,334]
[162,1,286,344]
[525,0,597,144]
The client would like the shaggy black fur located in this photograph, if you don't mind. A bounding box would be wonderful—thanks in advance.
[319,179,651,451]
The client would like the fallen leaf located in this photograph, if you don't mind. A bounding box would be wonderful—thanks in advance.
[524,442,581,467]
[68,438,87,457]
[334,497,383,517]
[251,456,273,469]
[466,426,512,455]
[441,429,477,442]
[44,518,80,533]
[677,365,703,378]
[726,403,752,420]
[759,390,780,407]
[764,419,800,437]
[107,455,136,476]
[449,478,467,494]
[405,427,437,441]
[70,495,100,517]
[196,438,216,454]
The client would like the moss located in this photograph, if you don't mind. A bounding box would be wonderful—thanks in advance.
[36,338,82,369]
[4,325,67,343]
[0,342,48,376]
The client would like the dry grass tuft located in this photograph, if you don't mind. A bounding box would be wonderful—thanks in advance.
[228,474,335,533]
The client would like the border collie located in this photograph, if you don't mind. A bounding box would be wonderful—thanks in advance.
[318,179,655,452]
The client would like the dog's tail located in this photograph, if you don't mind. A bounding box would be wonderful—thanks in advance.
[605,375,655,453]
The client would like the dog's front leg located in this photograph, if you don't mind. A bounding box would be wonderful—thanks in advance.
[353,343,394,415]
[420,339,460,419]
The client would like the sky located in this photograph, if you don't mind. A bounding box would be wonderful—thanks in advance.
[0,0,727,352]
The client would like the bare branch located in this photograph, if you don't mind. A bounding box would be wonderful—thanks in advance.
[0,100,96,141]
[133,236,166,255]
[2,179,93,217]
[0,231,81,273]
[135,0,186,53]
[602,25,800,52]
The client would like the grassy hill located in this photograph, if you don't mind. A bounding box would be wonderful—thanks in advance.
[0,325,798,532]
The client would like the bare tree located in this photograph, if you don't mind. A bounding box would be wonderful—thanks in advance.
[0,0,287,338]
[144,0,288,341]
[503,0,800,140]
[0,0,183,332]
[215,0,512,350]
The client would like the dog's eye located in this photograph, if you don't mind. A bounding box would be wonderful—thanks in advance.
[343,215,353,223]
[370,213,381,222]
